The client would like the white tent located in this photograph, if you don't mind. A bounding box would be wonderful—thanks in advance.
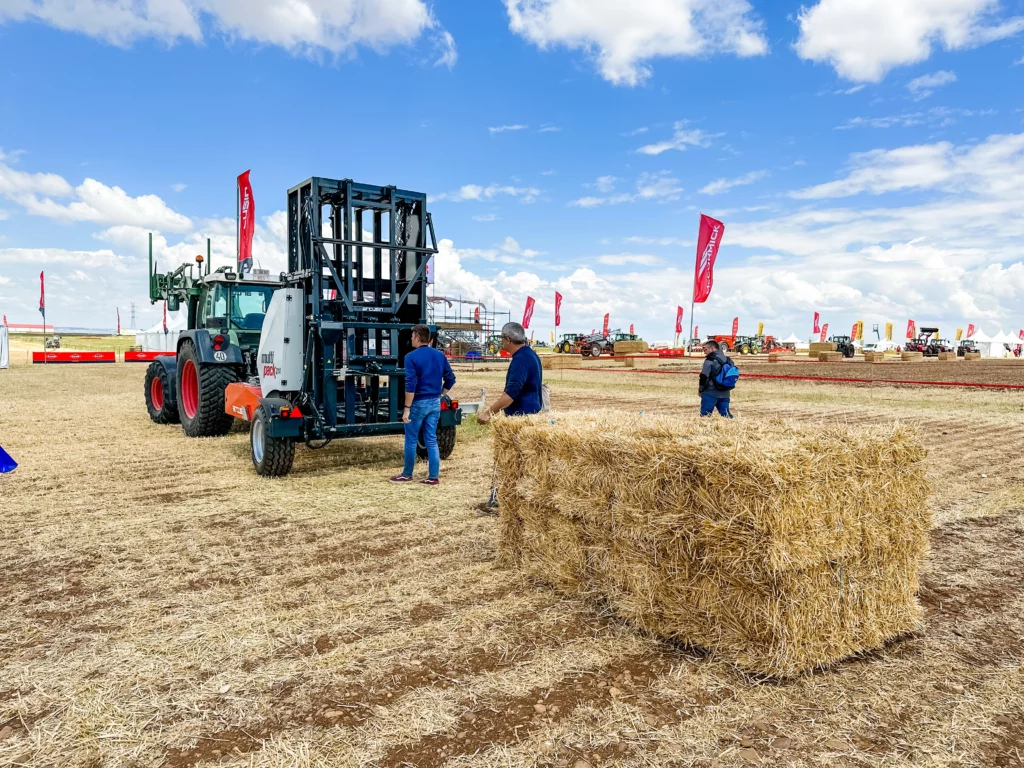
[136,312,187,352]
[0,325,8,369]
[782,333,810,351]
[969,329,1008,358]
[989,330,1018,357]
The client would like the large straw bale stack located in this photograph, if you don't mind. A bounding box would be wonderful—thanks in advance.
[901,351,924,362]
[624,354,663,369]
[809,342,837,354]
[614,340,649,355]
[863,352,886,363]
[768,352,795,362]
[494,413,930,677]
[964,352,981,361]
[818,351,844,362]
[937,352,959,361]
[541,354,582,370]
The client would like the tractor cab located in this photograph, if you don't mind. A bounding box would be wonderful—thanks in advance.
[195,269,282,355]
[829,335,857,358]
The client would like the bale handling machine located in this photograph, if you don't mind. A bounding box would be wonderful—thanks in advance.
[222,177,464,476]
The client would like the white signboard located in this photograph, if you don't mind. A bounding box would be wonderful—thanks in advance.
[0,325,8,369]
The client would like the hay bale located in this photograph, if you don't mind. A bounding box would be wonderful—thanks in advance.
[863,352,886,363]
[937,352,959,361]
[613,340,649,355]
[494,413,930,677]
[624,354,663,369]
[964,352,981,361]
[809,342,837,354]
[901,352,924,362]
[818,351,844,362]
[768,352,794,363]
[541,354,582,370]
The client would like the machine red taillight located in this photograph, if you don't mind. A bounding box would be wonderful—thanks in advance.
[280,407,290,418]
[213,334,226,351]
[441,399,459,410]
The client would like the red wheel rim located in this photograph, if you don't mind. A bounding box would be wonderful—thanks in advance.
[151,376,164,412]
[181,360,199,419]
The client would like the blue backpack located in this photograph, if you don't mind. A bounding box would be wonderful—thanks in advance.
[713,356,740,390]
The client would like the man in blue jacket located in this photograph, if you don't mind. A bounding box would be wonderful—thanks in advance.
[390,324,456,485]
[477,322,543,423]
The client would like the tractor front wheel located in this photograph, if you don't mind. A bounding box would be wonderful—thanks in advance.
[417,423,457,461]
[144,362,179,424]
[740,343,751,355]
[250,405,295,477]
[591,343,603,358]
[177,341,238,438]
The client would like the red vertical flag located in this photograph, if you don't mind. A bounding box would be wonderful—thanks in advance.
[693,214,725,304]
[163,301,168,334]
[731,317,739,336]
[906,319,916,339]
[820,323,828,342]
[237,170,255,273]
[602,313,610,336]
[851,322,859,340]
[629,323,634,335]
[967,323,975,338]
[117,308,121,335]
[473,306,480,323]
[2,315,6,325]
[813,312,821,334]
[694,325,699,339]
[675,306,684,334]
[522,296,536,329]
[554,291,562,327]
[39,271,45,316]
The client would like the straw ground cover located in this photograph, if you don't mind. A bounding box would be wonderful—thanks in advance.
[1,363,1022,767]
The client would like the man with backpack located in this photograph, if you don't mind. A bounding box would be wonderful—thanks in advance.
[698,340,738,417]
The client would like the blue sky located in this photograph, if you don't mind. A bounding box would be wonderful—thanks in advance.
[0,0,1022,341]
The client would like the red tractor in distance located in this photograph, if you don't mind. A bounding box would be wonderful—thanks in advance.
[905,327,946,356]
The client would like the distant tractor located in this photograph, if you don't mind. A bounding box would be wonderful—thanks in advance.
[143,241,283,436]
[905,327,942,356]
[45,335,61,350]
[957,339,978,357]
[484,334,503,355]
[709,334,739,353]
[555,333,582,354]
[829,335,857,358]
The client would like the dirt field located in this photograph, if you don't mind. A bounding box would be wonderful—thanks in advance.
[1,362,1022,767]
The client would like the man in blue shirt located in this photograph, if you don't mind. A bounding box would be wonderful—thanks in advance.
[477,322,543,423]
[390,324,456,485]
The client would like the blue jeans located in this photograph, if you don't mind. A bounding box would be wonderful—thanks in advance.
[403,397,441,478]
[700,392,733,418]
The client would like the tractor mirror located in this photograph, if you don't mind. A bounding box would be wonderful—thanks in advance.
[167,296,180,312]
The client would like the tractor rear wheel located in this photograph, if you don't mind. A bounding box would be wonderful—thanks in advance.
[177,341,238,438]
[250,405,295,477]
[417,423,457,460]
[144,362,179,424]
[740,343,751,355]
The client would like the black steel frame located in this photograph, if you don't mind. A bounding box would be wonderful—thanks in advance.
[282,177,443,438]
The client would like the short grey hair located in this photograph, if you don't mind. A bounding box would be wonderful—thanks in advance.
[501,322,528,345]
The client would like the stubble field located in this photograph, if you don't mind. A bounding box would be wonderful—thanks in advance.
[1,360,1023,767]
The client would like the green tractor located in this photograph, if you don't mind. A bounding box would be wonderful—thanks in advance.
[143,235,282,437]
[555,332,582,354]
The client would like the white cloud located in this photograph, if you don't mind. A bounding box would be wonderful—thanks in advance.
[791,133,1024,199]
[571,171,682,207]
[505,0,767,86]
[700,169,768,195]
[0,158,74,199]
[436,183,540,203]
[588,176,619,193]
[456,235,544,264]
[796,0,1024,82]
[172,182,187,192]
[488,124,528,134]
[0,0,454,61]
[621,127,649,136]
[433,30,457,68]
[636,120,721,155]
[0,246,130,271]
[907,69,957,99]
[597,253,664,266]
[21,178,192,231]
[472,213,500,222]
[836,105,993,129]
[625,236,692,247]
[538,124,561,133]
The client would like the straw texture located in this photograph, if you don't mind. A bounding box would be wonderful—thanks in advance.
[902,352,924,361]
[809,342,837,354]
[819,351,844,361]
[494,413,931,677]
[613,341,650,355]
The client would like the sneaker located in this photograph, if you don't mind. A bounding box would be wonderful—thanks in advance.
[421,478,440,486]
[389,475,413,483]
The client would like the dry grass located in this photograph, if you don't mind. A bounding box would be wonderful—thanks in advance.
[1,363,1022,767]
[494,414,930,677]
